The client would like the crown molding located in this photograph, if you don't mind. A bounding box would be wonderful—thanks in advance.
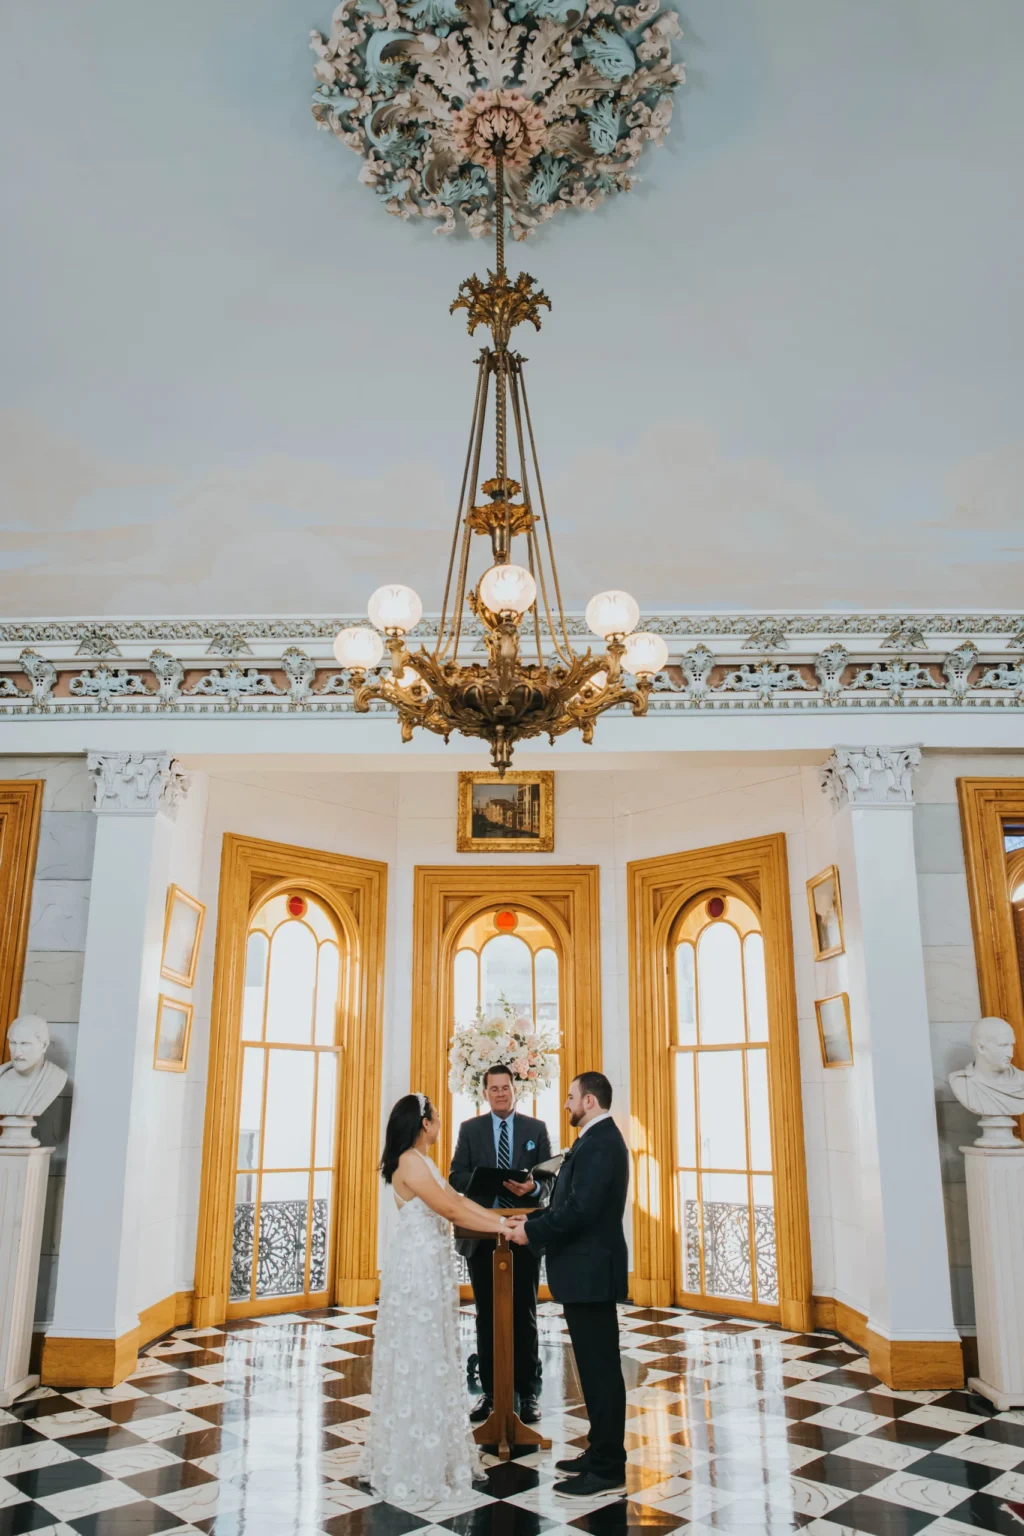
[0,611,1022,654]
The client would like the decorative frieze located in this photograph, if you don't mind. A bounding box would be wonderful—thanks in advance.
[88,752,190,819]
[1,614,1023,721]
[820,746,922,811]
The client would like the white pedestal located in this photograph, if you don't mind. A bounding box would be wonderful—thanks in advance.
[0,1144,52,1407]
[963,1144,1024,1410]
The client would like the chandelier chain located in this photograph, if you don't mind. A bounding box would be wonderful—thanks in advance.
[437,352,489,662]
[518,363,575,661]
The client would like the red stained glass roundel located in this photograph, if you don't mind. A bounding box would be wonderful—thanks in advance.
[494,908,518,933]
[705,896,727,920]
[286,894,308,919]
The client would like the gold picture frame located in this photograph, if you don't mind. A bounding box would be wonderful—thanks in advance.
[806,864,845,960]
[815,992,853,1068]
[154,994,194,1073]
[160,884,206,987]
[457,771,554,853]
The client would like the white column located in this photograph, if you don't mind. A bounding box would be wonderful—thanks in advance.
[822,747,960,1369]
[46,753,189,1356]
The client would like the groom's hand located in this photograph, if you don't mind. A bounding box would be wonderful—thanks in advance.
[502,1176,535,1197]
[506,1219,530,1246]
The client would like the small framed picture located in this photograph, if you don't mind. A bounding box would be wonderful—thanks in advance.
[815,993,853,1068]
[457,771,554,853]
[160,885,206,987]
[806,864,845,960]
[153,994,194,1073]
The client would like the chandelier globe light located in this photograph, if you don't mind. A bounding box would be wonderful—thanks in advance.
[335,105,657,775]
[333,625,385,670]
[367,584,423,634]
[585,590,642,641]
[623,632,670,678]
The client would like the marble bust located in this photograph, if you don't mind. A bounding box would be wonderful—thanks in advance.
[948,1016,1024,1146]
[0,1015,67,1130]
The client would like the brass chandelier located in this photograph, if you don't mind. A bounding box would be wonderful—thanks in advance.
[333,96,667,775]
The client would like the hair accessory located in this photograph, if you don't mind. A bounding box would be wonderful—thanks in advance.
[416,1091,427,1114]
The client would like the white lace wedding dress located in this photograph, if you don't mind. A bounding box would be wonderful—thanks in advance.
[365,1152,483,1506]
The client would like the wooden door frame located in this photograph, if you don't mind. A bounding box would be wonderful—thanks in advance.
[0,780,43,1059]
[193,834,387,1324]
[627,833,813,1330]
[958,778,1024,1065]
[410,865,602,1171]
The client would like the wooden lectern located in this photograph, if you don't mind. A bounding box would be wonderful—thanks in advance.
[455,1210,552,1461]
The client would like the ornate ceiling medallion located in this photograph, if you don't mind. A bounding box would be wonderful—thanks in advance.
[310,0,682,238]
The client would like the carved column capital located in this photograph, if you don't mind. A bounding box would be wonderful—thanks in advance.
[87,751,190,819]
[821,745,922,812]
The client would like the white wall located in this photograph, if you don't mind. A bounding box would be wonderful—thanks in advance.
[201,756,847,1302]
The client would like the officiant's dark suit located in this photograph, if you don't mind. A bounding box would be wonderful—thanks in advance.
[449,1067,551,1416]
[521,1073,629,1485]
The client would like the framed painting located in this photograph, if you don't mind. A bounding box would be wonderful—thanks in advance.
[806,864,845,960]
[160,884,206,987]
[154,994,194,1073]
[457,771,554,853]
[815,992,853,1068]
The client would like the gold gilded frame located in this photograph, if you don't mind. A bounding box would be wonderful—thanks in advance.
[627,834,813,1329]
[411,865,601,1168]
[153,994,194,1073]
[193,834,387,1324]
[159,884,206,988]
[806,864,845,961]
[456,771,554,854]
[958,777,1024,1070]
[0,780,43,1062]
[814,992,853,1069]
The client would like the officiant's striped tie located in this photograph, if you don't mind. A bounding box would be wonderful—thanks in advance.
[497,1117,515,1208]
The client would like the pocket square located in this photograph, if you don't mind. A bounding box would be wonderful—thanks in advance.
[526,1140,536,1152]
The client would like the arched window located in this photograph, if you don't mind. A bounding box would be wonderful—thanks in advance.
[671,892,777,1310]
[451,908,561,1152]
[230,891,342,1311]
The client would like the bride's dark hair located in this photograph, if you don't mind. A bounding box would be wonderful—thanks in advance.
[380,1092,434,1184]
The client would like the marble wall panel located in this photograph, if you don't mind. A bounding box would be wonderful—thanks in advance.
[19,952,85,1022]
[35,811,96,879]
[28,880,90,952]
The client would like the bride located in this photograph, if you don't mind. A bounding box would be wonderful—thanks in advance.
[364,1091,511,1507]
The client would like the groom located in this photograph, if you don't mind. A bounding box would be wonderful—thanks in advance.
[509,1071,629,1497]
[450,1064,551,1426]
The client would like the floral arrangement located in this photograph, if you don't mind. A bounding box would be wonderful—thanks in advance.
[448,997,558,1106]
[310,0,683,238]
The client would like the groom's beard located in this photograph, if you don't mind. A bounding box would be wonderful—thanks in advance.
[569,1109,584,1127]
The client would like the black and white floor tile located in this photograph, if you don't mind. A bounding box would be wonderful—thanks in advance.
[2,1303,1023,1536]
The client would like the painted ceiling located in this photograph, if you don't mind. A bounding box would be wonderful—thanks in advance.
[1,0,1022,619]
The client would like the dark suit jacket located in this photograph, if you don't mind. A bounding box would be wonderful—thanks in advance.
[524,1116,629,1303]
[449,1111,552,1258]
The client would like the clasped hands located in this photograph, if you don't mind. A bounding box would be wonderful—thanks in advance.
[503,1214,530,1246]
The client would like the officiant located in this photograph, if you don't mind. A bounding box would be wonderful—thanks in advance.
[449,1064,551,1425]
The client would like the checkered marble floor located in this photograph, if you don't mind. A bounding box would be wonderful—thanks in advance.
[2,1303,1024,1536]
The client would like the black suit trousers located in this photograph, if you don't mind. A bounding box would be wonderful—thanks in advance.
[468,1242,540,1396]
[562,1301,626,1479]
